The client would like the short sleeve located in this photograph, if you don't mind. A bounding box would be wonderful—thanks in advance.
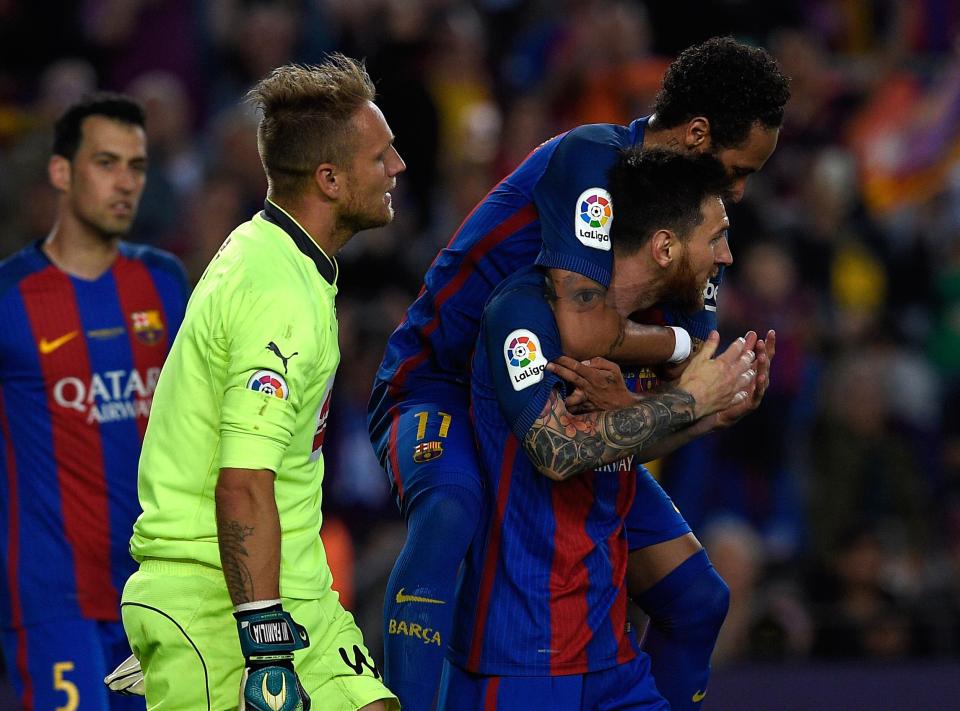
[479,276,566,439]
[533,125,624,288]
[217,269,319,472]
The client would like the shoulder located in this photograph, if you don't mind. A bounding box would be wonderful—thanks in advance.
[555,123,630,154]
[0,242,47,298]
[486,267,547,314]
[119,242,188,284]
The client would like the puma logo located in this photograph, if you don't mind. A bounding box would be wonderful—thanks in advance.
[265,341,298,374]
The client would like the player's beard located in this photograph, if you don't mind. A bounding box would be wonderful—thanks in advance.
[340,178,393,234]
[663,251,706,315]
[71,196,134,242]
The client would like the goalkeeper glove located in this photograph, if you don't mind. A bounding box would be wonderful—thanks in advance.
[235,601,311,711]
[104,653,144,696]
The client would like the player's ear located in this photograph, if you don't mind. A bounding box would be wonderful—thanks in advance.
[684,117,711,152]
[48,155,71,192]
[314,162,340,200]
[650,228,676,268]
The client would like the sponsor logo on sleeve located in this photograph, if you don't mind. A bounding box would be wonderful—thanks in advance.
[247,370,288,400]
[504,329,546,391]
[575,187,613,251]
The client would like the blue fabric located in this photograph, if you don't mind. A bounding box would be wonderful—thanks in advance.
[383,483,483,711]
[437,643,668,711]
[634,549,729,710]
[624,465,693,551]
[2,618,144,710]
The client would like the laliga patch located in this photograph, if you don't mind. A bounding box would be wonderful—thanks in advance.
[575,187,613,251]
[247,370,288,400]
[504,329,546,391]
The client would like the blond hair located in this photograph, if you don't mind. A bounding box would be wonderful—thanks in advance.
[247,54,376,198]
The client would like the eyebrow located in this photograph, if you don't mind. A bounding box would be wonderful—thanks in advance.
[91,150,147,163]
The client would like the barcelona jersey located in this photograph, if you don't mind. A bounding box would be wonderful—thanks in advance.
[449,265,639,676]
[0,241,187,627]
[368,119,651,455]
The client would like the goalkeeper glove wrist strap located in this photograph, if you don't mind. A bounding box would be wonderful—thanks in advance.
[234,603,310,667]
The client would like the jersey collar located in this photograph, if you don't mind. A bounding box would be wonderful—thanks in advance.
[261,199,338,285]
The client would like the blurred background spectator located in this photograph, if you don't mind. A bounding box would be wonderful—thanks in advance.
[2,1,960,704]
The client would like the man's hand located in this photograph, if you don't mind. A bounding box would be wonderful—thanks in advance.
[236,604,311,711]
[712,329,776,428]
[546,356,635,413]
[676,330,758,420]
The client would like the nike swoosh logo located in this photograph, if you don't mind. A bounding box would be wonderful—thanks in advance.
[39,331,79,354]
[396,588,446,605]
[692,689,707,702]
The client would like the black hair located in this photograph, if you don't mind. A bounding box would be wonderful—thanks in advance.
[653,36,790,149]
[608,147,729,256]
[52,92,146,160]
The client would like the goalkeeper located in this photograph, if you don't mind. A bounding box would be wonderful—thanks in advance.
[119,56,404,710]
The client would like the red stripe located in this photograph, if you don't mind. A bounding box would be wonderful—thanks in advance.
[0,390,33,708]
[388,409,404,501]
[388,204,538,397]
[15,627,32,710]
[483,676,501,711]
[468,436,519,670]
[112,255,170,441]
[19,269,115,619]
[549,473,595,673]
[613,470,637,663]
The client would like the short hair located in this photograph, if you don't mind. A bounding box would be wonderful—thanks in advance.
[653,36,790,149]
[608,147,729,256]
[247,54,376,198]
[52,92,146,160]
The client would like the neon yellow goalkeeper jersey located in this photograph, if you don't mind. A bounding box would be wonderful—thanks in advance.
[131,200,340,598]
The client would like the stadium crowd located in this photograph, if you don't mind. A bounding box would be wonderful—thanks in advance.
[2,0,960,674]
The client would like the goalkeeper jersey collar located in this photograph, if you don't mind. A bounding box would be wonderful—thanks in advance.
[261,199,338,285]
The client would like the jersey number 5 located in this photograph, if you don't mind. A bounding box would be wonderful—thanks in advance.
[53,661,79,711]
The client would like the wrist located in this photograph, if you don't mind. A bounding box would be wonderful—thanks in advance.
[667,327,691,364]
[235,602,310,666]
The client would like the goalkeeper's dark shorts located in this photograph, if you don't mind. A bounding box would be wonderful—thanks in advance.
[121,559,398,710]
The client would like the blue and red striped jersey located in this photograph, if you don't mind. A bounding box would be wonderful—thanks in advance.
[368,119,650,455]
[0,241,187,627]
[449,266,638,676]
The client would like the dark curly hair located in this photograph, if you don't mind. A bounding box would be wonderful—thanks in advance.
[609,147,730,256]
[653,36,790,149]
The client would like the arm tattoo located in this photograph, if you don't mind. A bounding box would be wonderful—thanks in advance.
[523,387,695,480]
[604,318,626,357]
[218,518,256,604]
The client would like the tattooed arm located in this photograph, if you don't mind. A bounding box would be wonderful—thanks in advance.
[215,468,281,605]
[524,331,758,481]
[523,386,697,481]
[547,268,676,364]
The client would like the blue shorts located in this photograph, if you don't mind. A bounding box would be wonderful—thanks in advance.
[377,401,482,518]
[2,618,142,711]
[625,466,692,550]
[437,650,668,710]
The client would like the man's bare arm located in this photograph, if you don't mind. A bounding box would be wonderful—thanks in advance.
[525,331,757,480]
[523,386,696,481]
[215,468,281,605]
